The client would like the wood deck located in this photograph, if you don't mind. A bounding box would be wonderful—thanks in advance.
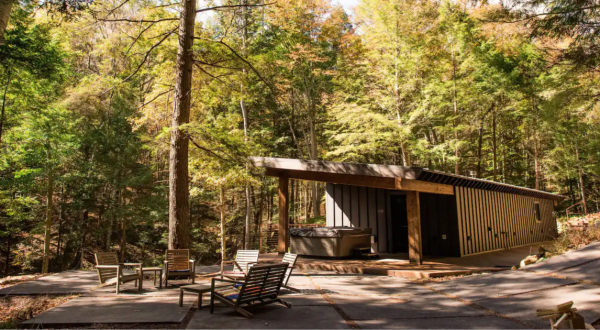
[260,242,552,279]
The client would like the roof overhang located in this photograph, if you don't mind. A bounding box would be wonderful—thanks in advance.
[250,157,565,201]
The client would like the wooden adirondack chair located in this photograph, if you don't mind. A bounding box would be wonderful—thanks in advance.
[210,263,291,318]
[281,253,299,292]
[163,249,195,287]
[94,252,143,294]
[221,250,259,279]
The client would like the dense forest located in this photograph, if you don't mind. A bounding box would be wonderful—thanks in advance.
[1,0,599,275]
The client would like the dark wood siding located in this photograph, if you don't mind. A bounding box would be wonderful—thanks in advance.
[454,186,557,256]
[326,183,460,256]
[326,183,557,257]
[419,192,461,257]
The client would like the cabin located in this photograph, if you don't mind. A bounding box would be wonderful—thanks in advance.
[250,157,564,264]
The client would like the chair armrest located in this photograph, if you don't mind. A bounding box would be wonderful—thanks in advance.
[189,260,195,272]
[96,265,120,269]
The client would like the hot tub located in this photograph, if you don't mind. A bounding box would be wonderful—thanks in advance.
[290,227,372,257]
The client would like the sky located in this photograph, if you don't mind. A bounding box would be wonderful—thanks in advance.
[334,0,360,13]
[197,0,361,23]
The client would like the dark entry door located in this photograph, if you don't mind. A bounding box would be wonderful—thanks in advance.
[390,194,408,253]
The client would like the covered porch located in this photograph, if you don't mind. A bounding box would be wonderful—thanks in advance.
[251,157,457,265]
[258,241,552,278]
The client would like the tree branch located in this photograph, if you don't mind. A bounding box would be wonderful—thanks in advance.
[97,17,178,23]
[196,2,275,14]
[138,89,171,109]
[187,134,234,163]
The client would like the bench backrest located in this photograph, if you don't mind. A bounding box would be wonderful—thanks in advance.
[233,250,259,273]
[95,252,119,283]
[237,263,288,305]
[282,252,298,285]
[166,249,190,271]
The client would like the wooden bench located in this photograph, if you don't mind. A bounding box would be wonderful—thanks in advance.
[94,252,143,294]
[210,263,291,318]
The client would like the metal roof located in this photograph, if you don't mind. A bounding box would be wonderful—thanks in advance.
[250,157,565,201]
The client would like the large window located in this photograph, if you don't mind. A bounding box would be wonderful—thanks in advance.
[534,201,541,222]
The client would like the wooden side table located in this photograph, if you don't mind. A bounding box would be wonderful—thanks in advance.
[179,283,228,308]
[142,267,163,289]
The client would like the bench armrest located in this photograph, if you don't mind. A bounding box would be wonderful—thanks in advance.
[212,278,241,285]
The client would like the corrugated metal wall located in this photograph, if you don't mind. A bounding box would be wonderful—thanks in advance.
[455,186,557,256]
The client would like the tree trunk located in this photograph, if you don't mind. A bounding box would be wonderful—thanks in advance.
[0,0,13,44]
[0,70,11,146]
[268,187,273,223]
[80,210,88,268]
[3,232,10,276]
[290,180,295,224]
[304,182,308,222]
[168,0,196,250]
[476,115,484,178]
[219,187,225,275]
[308,113,321,218]
[120,221,126,263]
[56,185,64,271]
[532,97,541,190]
[492,107,497,181]
[42,148,53,274]
[575,145,588,214]
[239,0,252,251]
[452,45,460,175]
[502,132,506,182]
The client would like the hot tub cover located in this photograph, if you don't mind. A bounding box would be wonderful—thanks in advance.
[290,227,371,238]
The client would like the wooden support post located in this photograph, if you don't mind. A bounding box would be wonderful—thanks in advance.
[278,176,289,253]
[407,191,423,265]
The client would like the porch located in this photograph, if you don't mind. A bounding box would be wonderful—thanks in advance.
[259,242,551,278]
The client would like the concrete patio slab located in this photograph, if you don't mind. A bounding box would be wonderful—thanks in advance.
[187,305,350,329]
[196,265,221,274]
[430,270,575,301]
[22,295,194,325]
[553,259,600,284]
[276,292,330,306]
[285,275,318,288]
[355,316,523,329]
[524,242,600,274]
[330,293,486,320]
[83,279,181,297]
[0,271,98,296]
[313,276,430,296]
[476,284,600,328]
